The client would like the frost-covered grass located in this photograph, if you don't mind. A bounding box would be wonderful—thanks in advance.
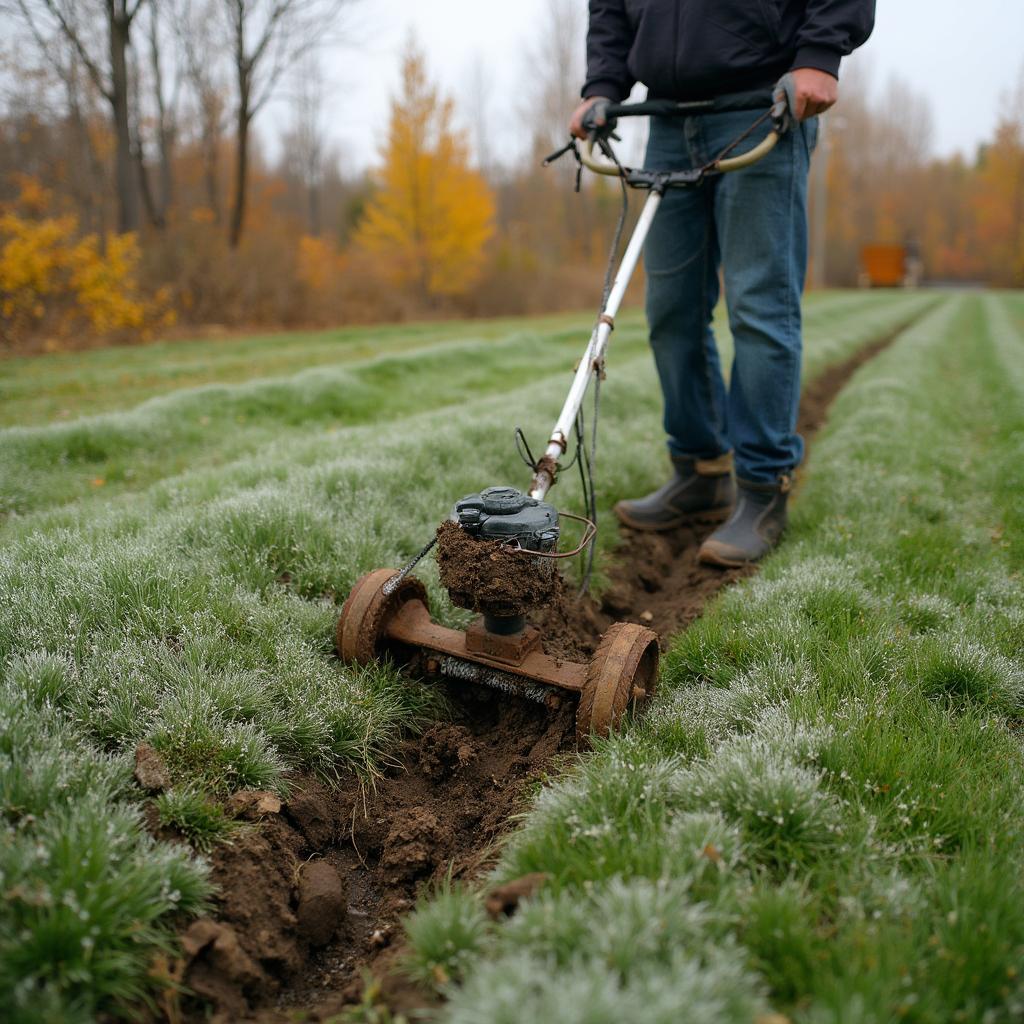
[406,293,1024,1023]
[0,291,907,428]
[154,786,248,852]
[1,317,654,515]
[0,662,212,1022]
[0,291,936,1018]
[0,309,615,426]
[0,291,929,518]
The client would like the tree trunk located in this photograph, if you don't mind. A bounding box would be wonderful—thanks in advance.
[109,2,140,232]
[149,4,174,220]
[229,78,250,248]
[135,137,165,228]
[65,62,108,237]
[158,125,174,219]
[204,131,222,223]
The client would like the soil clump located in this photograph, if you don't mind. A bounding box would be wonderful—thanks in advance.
[172,327,907,1022]
[436,518,559,618]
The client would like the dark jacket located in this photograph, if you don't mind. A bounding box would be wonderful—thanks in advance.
[583,0,875,102]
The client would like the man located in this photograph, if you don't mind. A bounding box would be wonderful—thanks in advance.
[570,0,874,566]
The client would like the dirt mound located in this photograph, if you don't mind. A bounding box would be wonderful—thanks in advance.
[177,704,573,1021]
[173,329,907,1022]
[538,524,752,658]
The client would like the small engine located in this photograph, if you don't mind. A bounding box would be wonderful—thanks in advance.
[451,486,560,551]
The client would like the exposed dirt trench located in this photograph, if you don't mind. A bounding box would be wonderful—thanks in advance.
[173,329,905,1023]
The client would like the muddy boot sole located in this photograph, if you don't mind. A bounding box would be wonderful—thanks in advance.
[697,539,752,568]
[614,502,732,533]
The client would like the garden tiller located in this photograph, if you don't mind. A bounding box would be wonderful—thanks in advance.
[336,81,795,745]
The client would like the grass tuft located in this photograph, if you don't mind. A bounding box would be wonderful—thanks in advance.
[155,786,247,851]
[402,881,490,990]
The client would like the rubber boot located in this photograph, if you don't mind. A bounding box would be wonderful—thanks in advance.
[614,453,735,532]
[698,474,792,566]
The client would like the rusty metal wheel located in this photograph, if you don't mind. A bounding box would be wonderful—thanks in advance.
[576,622,659,745]
[336,569,428,665]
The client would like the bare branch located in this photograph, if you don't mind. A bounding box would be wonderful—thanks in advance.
[17,0,112,101]
[126,0,149,25]
[248,0,347,115]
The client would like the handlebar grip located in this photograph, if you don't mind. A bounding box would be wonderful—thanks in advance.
[605,89,774,119]
[605,99,713,118]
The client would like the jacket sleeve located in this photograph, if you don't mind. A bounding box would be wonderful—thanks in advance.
[582,0,636,101]
[792,0,876,79]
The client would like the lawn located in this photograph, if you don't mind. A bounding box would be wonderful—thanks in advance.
[5,289,1019,1022]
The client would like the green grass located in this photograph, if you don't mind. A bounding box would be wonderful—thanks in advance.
[0,290,953,1018]
[0,658,212,1022]
[403,293,1024,1023]
[154,786,247,852]
[0,291,910,428]
[0,291,930,519]
[0,311,602,426]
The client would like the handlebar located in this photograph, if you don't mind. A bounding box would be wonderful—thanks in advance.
[601,88,774,120]
[580,128,780,181]
[576,80,794,189]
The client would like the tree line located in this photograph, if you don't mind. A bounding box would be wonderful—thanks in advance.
[0,0,1022,351]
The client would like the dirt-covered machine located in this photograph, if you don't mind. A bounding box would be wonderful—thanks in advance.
[335,83,795,745]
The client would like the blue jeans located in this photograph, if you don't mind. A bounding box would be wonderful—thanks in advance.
[643,109,818,483]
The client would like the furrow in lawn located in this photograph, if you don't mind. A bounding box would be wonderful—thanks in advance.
[399,294,1024,1024]
[0,293,939,1022]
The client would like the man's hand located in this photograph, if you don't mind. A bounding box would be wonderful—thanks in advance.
[569,96,610,139]
[790,67,838,119]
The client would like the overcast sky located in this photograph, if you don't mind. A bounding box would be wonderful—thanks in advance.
[301,0,1024,172]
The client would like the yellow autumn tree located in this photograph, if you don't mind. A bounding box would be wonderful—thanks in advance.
[973,73,1024,286]
[354,42,495,302]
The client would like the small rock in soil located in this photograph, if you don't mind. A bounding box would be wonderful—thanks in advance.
[297,860,347,948]
[639,610,654,622]
[133,742,169,792]
[485,872,551,918]
[227,789,282,820]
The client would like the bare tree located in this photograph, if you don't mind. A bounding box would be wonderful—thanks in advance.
[12,0,150,231]
[463,55,493,175]
[0,20,112,230]
[174,0,226,221]
[220,0,352,248]
[143,0,180,221]
[282,49,325,234]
